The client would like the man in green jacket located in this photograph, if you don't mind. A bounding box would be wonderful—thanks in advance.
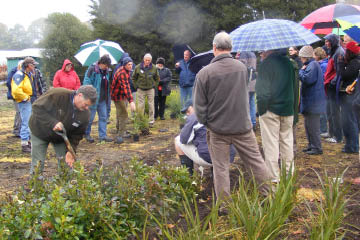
[29,85,97,174]
[132,53,160,125]
[256,50,295,183]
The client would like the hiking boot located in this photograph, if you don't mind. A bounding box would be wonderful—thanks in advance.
[114,136,124,144]
[22,145,31,153]
[160,116,165,120]
[302,147,312,153]
[99,136,113,143]
[85,135,95,143]
[306,149,323,155]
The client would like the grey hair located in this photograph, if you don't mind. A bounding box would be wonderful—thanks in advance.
[76,85,97,104]
[144,53,152,60]
[213,31,232,51]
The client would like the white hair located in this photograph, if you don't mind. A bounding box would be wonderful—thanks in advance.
[213,31,232,51]
[144,53,152,60]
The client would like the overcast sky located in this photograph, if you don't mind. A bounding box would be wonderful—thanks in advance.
[0,0,92,29]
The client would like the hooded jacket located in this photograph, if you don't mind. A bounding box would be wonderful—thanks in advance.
[11,69,34,103]
[53,59,81,90]
[324,34,345,88]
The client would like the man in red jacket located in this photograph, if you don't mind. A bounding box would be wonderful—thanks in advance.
[53,59,81,90]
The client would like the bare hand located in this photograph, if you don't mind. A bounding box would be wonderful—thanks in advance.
[65,151,75,168]
[53,122,64,132]
[129,102,136,112]
[346,85,354,94]
[175,62,180,68]
[301,65,307,70]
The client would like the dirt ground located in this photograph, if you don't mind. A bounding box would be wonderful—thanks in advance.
[1,85,360,239]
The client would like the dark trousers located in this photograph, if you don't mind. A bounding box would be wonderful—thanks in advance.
[320,113,328,134]
[327,87,343,142]
[340,94,359,152]
[304,113,322,151]
[154,91,166,119]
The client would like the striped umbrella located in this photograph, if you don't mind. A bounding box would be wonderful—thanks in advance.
[300,3,360,35]
[230,19,320,52]
[336,15,360,43]
[74,39,124,66]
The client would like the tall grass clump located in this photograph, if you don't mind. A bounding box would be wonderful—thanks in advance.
[228,164,298,240]
[166,89,181,119]
[306,169,349,239]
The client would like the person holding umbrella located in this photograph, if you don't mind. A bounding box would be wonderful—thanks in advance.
[175,50,196,108]
[83,54,113,143]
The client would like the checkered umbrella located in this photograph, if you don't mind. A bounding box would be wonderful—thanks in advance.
[230,19,320,52]
[74,39,124,66]
[336,15,360,43]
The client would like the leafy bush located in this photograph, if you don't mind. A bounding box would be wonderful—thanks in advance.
[166,89,181,119]
[0,158,199,239]
[132,110,150,135]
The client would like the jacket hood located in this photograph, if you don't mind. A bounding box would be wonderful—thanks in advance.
[324,34,340,49]
[62,59,74,71]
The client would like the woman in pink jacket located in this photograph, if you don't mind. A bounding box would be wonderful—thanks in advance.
[53,59,81,90]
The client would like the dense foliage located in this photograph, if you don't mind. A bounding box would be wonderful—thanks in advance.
[0,159,199,239]
[89,0,335,65]
[40,13,93,83]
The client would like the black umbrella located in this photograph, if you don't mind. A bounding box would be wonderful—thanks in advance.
[172,44,196,62]
[188,50,214,74]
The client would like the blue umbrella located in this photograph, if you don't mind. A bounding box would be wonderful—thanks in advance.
[336,15,360,43]
[188,50,214,74]
[230,19,320,52]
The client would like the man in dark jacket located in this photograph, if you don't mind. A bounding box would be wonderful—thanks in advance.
[155,57,172,120]
[6,61,23,137]
[175,50,196,108]
[323,33,345,144]
[256,49,295,183]
[194,32,270,200]
[29,85,97,174]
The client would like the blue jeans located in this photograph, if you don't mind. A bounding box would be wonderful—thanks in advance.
[180,86,193,108]
[249,92,256,127]
[18,101,32,141]
[340,94,359,152]
[85,100,108,139]
[106,97,111,121]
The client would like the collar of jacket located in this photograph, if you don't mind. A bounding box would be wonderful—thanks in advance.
[94,62,109,74]
[304,58,315,65]
[140,62,153,70]
[210,53,233,64]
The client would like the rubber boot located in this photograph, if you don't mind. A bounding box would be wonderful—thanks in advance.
[179,155,194,175]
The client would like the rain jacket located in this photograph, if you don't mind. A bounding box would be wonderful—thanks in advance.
[83,62,110,109]
[256,51,295,117]
[29,88,90,152]
[299,58,326,114]
[175,59,196,88]
[53,59,81,90]
[324,34,344,90]
[11,69,34,103]
[6,67,18,100]
[155,67,172,96]
[180,113,236,163]
[132,62,159,90]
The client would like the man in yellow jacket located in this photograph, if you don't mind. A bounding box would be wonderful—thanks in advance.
[11,57,37,153]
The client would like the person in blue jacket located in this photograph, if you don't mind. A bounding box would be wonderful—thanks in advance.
[175,50,196,107]
[298,46,326,155]
[83,54,113,143]
[174,99,235,175]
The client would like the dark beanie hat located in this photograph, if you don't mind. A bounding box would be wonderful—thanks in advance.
[156,57,165,65]
[122,57,133,66]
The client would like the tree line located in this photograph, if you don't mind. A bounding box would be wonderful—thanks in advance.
[0,0,334,82]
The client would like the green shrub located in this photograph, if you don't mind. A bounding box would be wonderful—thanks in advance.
[166,89,181,119]
[0,158,199,239]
